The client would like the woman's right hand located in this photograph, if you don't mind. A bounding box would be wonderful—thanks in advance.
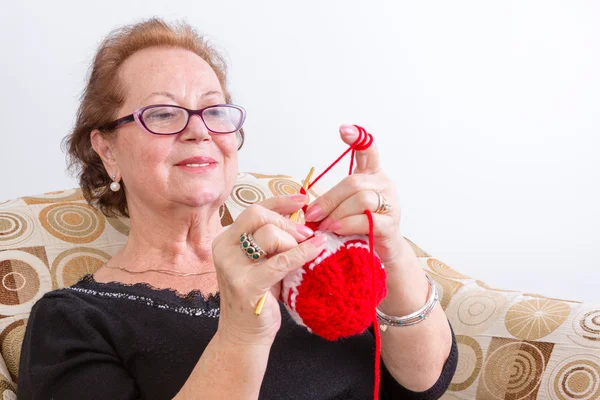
[212,193,327,346]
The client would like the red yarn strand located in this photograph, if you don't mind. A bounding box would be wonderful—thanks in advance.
[349,126,373,175]
[366,209,381,400]
[303,125,381,400]
[307,126,373,192]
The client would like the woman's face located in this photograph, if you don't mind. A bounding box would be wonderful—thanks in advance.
[99,47,239,214]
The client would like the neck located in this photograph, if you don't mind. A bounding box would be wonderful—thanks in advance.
[116,196,225,274]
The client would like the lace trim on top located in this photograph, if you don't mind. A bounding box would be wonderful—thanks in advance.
[66,275,221,317]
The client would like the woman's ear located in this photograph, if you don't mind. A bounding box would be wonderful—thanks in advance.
[237,128,245,150]
[90,129,119,179]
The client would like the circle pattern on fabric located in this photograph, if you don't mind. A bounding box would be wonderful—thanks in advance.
[505,299,571,340]
[0,319,25,382]
[446,290,508,335]
[579,311,600,339]
[547,355,600,400]
[450,335,483,391]
[481,342,545,399]
[569,309,600,349]
[230,184,267,208]
[51,248,111,289]
[429,271,463,311]
[427,258,470,279]
[0,212,34,248]
[0,259,40,305]
[268,178,302,196]
[39,203,105,243]
[219,203,234,227]
[0,250,50,315]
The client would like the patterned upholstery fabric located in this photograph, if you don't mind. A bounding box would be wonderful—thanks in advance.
[1,172,599,399]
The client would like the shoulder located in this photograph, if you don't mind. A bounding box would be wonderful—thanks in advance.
[31,279,101,314]
[30,286,89,317]
[22,279,130,365]
[18,281,140,399]
[26,277,122,336]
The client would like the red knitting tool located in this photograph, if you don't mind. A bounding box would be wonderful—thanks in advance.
[280,125,387,399]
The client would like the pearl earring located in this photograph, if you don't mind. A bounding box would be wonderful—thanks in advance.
[110,175,121,192]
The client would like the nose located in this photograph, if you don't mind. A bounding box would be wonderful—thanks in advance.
[179,114,211,142]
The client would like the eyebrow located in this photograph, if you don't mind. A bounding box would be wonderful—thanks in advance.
[201,90,223,98]
[144,90,223,101]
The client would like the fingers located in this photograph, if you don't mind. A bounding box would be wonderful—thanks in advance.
[259,193,309,215]
[253,234,328,290]
[251,224,298,258]
[316,190,379,231]
[213,194,326,342]
[339,124,380,174]
[234,194,313,242]
[319,213,393,237]
[248,225,328,291]
[304,174,386,223]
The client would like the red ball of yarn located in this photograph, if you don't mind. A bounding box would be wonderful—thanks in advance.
[281,231,387,341]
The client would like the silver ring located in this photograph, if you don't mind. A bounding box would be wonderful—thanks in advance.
[374,192,392,214]
[240,233,267,262]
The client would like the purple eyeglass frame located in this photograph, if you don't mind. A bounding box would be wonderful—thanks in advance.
[100,103,246,135]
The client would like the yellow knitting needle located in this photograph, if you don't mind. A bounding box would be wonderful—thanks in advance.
[289,166,315,223]
[254,166,315,316]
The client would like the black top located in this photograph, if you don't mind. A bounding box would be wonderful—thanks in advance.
[18,275,458,399]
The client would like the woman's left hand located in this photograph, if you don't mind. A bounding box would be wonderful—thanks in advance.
[304,126,454,392]
[303,124,404,269]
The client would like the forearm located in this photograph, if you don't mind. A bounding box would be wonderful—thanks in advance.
[378,238,453,392]
[173,331,271,400]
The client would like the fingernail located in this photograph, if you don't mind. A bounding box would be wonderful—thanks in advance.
[309,234,327,247]
[296,224,314,237]
[290,193,307,202]
[318,217,333,232]
[304,205,323,222]
[341,125,356,135]
[325,221,341,232]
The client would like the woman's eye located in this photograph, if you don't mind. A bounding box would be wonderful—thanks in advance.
[206,108,227,118]
[148,111,176,120]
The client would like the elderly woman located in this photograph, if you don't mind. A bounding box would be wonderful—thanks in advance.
[18,19,457,399]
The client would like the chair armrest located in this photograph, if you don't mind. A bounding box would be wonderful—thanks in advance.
[407,240,600,399]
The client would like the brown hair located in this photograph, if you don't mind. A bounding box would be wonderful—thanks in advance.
[64,18,244,218]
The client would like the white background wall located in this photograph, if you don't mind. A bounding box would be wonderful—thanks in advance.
[1,1,599,302]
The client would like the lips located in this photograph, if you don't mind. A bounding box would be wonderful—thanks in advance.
[175,156,217,166]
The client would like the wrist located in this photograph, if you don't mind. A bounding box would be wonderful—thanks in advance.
[379,273,429,316]
[380,236,419,271]
[379,251,430,317]
[377,273,438,329]
[216,320,278,348]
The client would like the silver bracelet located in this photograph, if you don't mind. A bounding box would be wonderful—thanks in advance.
[376,272,439,331]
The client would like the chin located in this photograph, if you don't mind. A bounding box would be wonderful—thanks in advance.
[183,189,223,208]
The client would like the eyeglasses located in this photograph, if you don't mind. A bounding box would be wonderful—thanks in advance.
[101,104,246,135]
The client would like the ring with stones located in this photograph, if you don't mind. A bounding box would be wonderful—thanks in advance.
[240,233,267,262]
